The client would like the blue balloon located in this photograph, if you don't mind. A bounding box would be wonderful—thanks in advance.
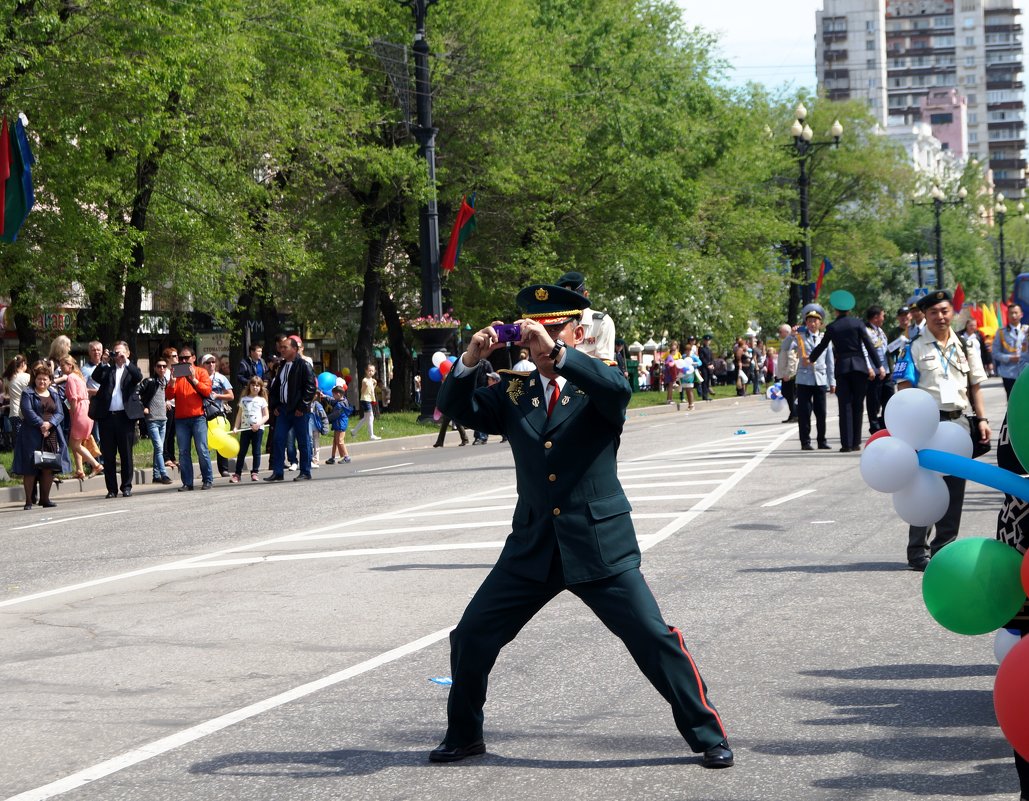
[317,371,337,395]
[448,355,458,363]
[428,366,442,382]
[918,449,1029,501]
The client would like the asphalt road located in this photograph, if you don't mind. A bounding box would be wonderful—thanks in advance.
[0,381,1021,801]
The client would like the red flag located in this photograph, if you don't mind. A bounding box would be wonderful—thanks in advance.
[0,117,9,236]
[952,283,964,312]
[998,301,1008,327]
[970,304,984,328]
[441,194,477,272]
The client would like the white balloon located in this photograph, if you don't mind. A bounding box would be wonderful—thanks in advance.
[884,389,940,450]
[995,628,1023,665]
[431,351,447,368]
[859,437,920,493]
[924,421,974,462]
[770,398,786,413]
[891,469,950,527]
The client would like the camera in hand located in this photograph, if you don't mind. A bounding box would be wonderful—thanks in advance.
[495,323,521,344]
[171,362,193,378]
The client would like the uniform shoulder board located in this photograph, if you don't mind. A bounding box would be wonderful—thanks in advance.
[601,359,618,367]
[498,369,533,377]
[592,311,607,321]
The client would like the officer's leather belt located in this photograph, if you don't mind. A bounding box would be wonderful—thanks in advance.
[939,410,963,420]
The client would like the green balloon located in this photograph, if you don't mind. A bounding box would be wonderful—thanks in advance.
[922,538,1026,635]
[1009,370,1029,469]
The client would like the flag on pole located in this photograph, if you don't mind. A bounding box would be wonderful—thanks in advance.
[0,117,9,236]
[969,304,984,328]
[813,257,833,299]
[2,115,35,243]
[953,283,965,312]
[997,301,1008,328]
[441,194,477,272]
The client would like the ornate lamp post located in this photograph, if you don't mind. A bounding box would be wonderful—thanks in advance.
[787,103,842,320]
[995,193,1026,301]
[919,184,967,290]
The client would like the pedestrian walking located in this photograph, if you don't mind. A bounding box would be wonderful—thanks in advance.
[58,356,103,481]
[325,384,352,464]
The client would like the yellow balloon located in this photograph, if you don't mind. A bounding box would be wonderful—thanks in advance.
[209,428,240,458]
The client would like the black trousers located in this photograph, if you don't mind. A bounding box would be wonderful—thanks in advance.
[796,384,828,446]
[835,372,869,449]
[907,474,967,565]
[865,376,893,434]
[1004,377,1018,398]
[698,366,712,399]
[163,405,176,464]
[99,410,135,495]
[780,378,796,417]
[443,561,728,753]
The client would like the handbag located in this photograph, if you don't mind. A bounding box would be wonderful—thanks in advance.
[967,416,991,459]
[202,395,225,421]
[33,449,60,468]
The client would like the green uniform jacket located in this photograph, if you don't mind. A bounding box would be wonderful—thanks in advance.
[438,347,640,584]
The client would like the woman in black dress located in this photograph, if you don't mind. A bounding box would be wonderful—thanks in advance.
[12,362,71,510]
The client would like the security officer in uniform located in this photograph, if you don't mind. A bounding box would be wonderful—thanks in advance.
[784,304,835,450]
[556,270,616,361]
[992,301,1028,397]
[430,283,732,768]
[894,289,991,571]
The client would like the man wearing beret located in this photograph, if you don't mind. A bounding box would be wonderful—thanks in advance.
[430,284,732,769]
[894,289,991,570]
[807,289,884,452]
[556,270,616,362]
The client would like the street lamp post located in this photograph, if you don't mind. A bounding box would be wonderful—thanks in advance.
[787,103,842,320]
[397,0,442,320]
[921,184,967,290]
[995,194,1026,301]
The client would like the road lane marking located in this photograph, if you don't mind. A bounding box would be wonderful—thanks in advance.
[165,541,507,569]
[3,627,455,801]
[10,510,128,531]
[297,520,513,541]
[356,462,414,473]
[620,480,724,489]
[761,488,817,507]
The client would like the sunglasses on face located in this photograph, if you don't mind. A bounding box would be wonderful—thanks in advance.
[156,364,168,369]
[180,354,193,360]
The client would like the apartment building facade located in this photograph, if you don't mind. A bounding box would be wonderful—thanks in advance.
[816,0,1026,196]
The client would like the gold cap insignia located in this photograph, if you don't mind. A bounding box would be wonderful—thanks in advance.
[535,287,549,301]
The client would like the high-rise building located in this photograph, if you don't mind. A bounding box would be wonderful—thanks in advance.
[816,0,1026,196]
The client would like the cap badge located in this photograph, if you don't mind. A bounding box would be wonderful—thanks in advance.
[535,287,549,301]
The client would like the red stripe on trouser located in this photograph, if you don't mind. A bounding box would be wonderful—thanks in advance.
[669,625,727,739]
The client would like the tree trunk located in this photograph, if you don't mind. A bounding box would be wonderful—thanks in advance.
[354,229,387,388]
[9,286,38,360]
[379,290,413,411]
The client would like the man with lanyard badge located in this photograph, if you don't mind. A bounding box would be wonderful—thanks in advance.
[894,290,991,571]
[783,304,835,451]
[992,302,1028,397]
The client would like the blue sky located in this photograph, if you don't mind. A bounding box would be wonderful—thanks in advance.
[676,0,819,92]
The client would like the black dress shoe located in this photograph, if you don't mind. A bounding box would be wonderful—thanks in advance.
[263,474,284,482]
[293,473,311,481]
[23,503,32,511]
[801,443,814,451]
[839,446,851,453]
[701,739,734,769]
[41,500,57,508]
[105,492,117,499]
[782,416,798,423]
[178,485,194,492]
[909,559,929,572]
[817,442,831,450]
[428,740,486,763]
[122,489,132,497]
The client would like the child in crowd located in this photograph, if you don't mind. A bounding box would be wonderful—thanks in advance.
[310,395,330,468]
[326,383,352,464]
[231,376,269,483]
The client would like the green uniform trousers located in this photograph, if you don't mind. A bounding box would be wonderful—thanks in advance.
[444,559,728,753]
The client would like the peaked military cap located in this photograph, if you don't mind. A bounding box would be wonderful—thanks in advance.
[516,283,590,326]
[800,303,826,320]
[915,289,952,310]
[897,305,911,315]
[829,289,855,312]
[556,270,587,292]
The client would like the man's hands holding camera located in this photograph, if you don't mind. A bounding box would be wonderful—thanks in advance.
[462,319,557,369]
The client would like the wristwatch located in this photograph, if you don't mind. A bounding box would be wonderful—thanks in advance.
[548,339,566,361]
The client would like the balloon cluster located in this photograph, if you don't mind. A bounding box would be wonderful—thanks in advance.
[317,371,346,396]
[765,382,785,414]
[429,351,458,382]
[860,382,1029,761]
[207,416,239,458]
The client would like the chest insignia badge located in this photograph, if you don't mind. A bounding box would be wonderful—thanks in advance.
[561,396,570,406]
[529,378,536,388]
[507,378,524,406]
[531,396,540,408]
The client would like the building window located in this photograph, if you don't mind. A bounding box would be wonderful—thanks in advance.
[964,75,976,85]
[967,93,977,104]
[867,40,875,50]
[969,132,978,143]
[969,112,978,123]
[965,36,976,46]
[866,20,876,31]
[965,56,975,66]
[867,58,876,68]
[963,17,975,29]
[930,113,954,125]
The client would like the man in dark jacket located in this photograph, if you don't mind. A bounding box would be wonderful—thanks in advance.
[236,343,266,394]
[90,340,143,498]
[265,335,316,482]
[807,290,884,452]
[429,284,732,769]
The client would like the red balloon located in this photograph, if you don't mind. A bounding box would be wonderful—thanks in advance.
[439,360,453,376]
[867,429,891,445]
[995,635,1029,759]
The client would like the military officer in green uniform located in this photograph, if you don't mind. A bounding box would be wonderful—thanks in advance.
[429,283,732,768]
